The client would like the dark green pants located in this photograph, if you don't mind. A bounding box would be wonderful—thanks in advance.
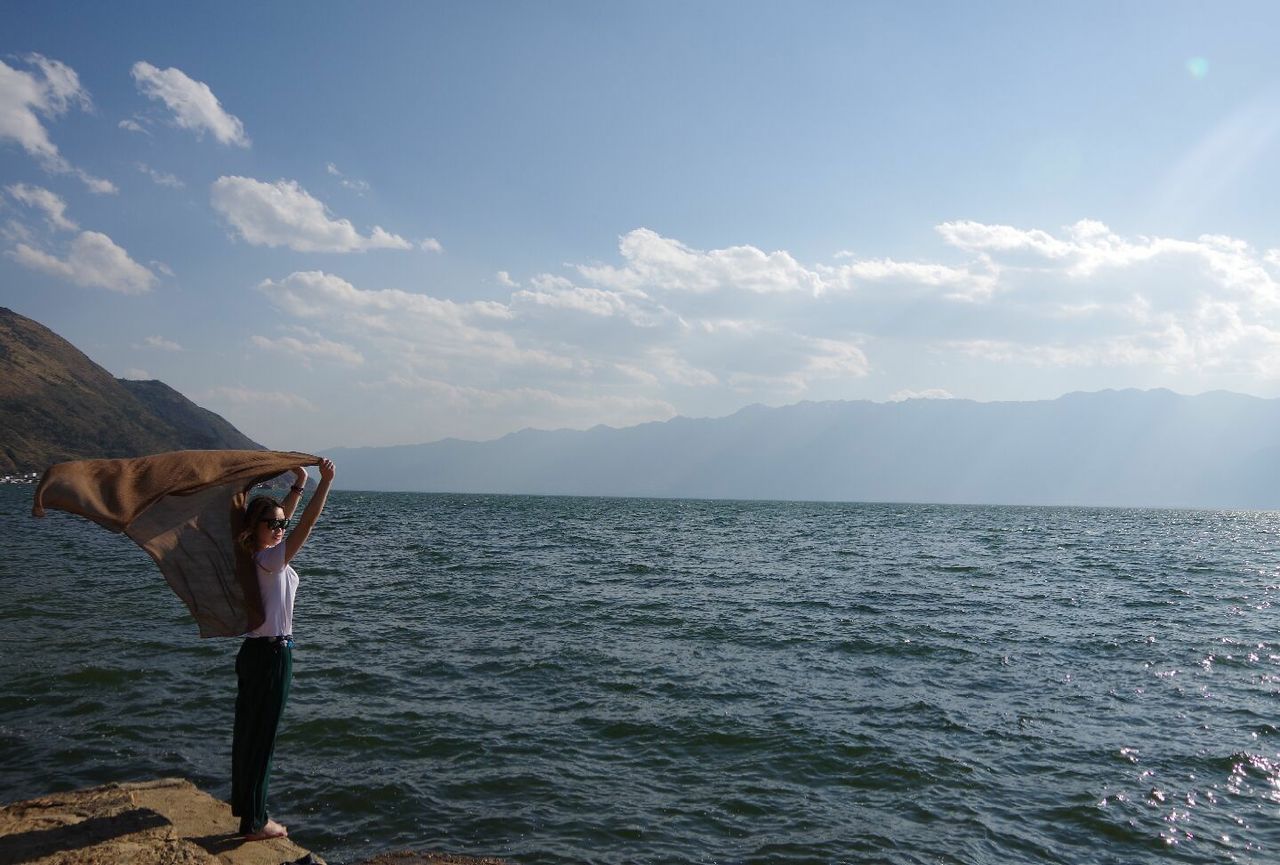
[230,638,293,834]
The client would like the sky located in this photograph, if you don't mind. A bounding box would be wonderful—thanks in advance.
[4,2,1280,451]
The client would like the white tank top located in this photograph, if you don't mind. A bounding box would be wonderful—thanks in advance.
[247,541,298,637]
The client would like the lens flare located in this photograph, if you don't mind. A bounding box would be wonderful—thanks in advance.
[1187,57,1209,80]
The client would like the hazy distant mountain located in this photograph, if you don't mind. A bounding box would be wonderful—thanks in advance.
[325,389,1280,508]
[11,300,1275,507]
[0,307,260,472]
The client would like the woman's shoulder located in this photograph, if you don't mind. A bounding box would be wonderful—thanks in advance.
[254,542,287,570]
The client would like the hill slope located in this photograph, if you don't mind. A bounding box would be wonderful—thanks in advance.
[119,378,259,452]
[0,307,260,472]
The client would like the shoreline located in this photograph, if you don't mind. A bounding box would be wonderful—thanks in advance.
[0,777,511,865]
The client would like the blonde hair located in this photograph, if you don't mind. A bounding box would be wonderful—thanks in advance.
[238,495,283,552]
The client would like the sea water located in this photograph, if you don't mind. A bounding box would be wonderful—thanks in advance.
[3,485,1280,864]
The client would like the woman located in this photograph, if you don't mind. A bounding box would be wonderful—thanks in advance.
[231,457,335,840]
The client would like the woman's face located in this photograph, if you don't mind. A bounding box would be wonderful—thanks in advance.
[254,506,287,550]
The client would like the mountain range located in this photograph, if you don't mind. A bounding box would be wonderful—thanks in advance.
[6,305,1279,508]
[324,389,1280,508]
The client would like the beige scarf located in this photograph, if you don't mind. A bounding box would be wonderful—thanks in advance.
[32,449,320,637]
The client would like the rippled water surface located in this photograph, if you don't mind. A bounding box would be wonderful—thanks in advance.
[4,486,1280,863]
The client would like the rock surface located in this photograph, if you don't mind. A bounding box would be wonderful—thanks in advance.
[0,778,315,864]
[0,779,511,865]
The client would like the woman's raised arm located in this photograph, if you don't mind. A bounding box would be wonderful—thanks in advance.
[284,458,335,564]
[281,466,309,520]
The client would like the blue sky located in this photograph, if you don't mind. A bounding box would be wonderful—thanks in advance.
[4,2,1280,450]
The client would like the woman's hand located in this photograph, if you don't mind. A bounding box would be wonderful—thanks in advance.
[318,458,336,482]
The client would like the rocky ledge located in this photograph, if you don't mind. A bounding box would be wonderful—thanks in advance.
[0,778,511,865]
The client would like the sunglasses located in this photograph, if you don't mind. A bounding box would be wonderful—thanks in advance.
[259,518,288,531]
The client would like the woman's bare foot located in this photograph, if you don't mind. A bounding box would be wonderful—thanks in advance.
[243,818,288,840]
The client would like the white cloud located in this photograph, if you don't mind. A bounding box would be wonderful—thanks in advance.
[240,220,1280,444]
[803,337,871,378]
[580,228,825,295]
[706,335,869,396]
[612,363,661,386]
[0,55,115,193]
[139,335,182,351]
[78,173,117,195]
[514,275,651,320]
[933,218,1273,287]
[942,304,1280,373]
[252,330,365,367]
[927,220,1280,358]
[577,228,998,302]
[946,337,1168,368]
[695,318,766,335]
[824,256,999,301]
[137,163,184,188]
[261,270,511,321]
[118,117,148,134]
[210,176,412,252]
[205,386,316,411]
[257,271,572,375]
[1,219,36,245]
[326,162,371,195]
[937,220,1076,258]
[889,388,954,401]
[420,237,443,253]
[0,54,89,162]
[131,61,249,147]
[5,183,77,231]
[149,260,175,277]
[948,306,1280,376]
[377,373,677,431]
[23,54,91,115]
[571,222,1280,388]
[8,231,156,294]
[646,349,719,386]
[835,258,982,285]
[962,220,1280,310]
[250,244,876,438]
